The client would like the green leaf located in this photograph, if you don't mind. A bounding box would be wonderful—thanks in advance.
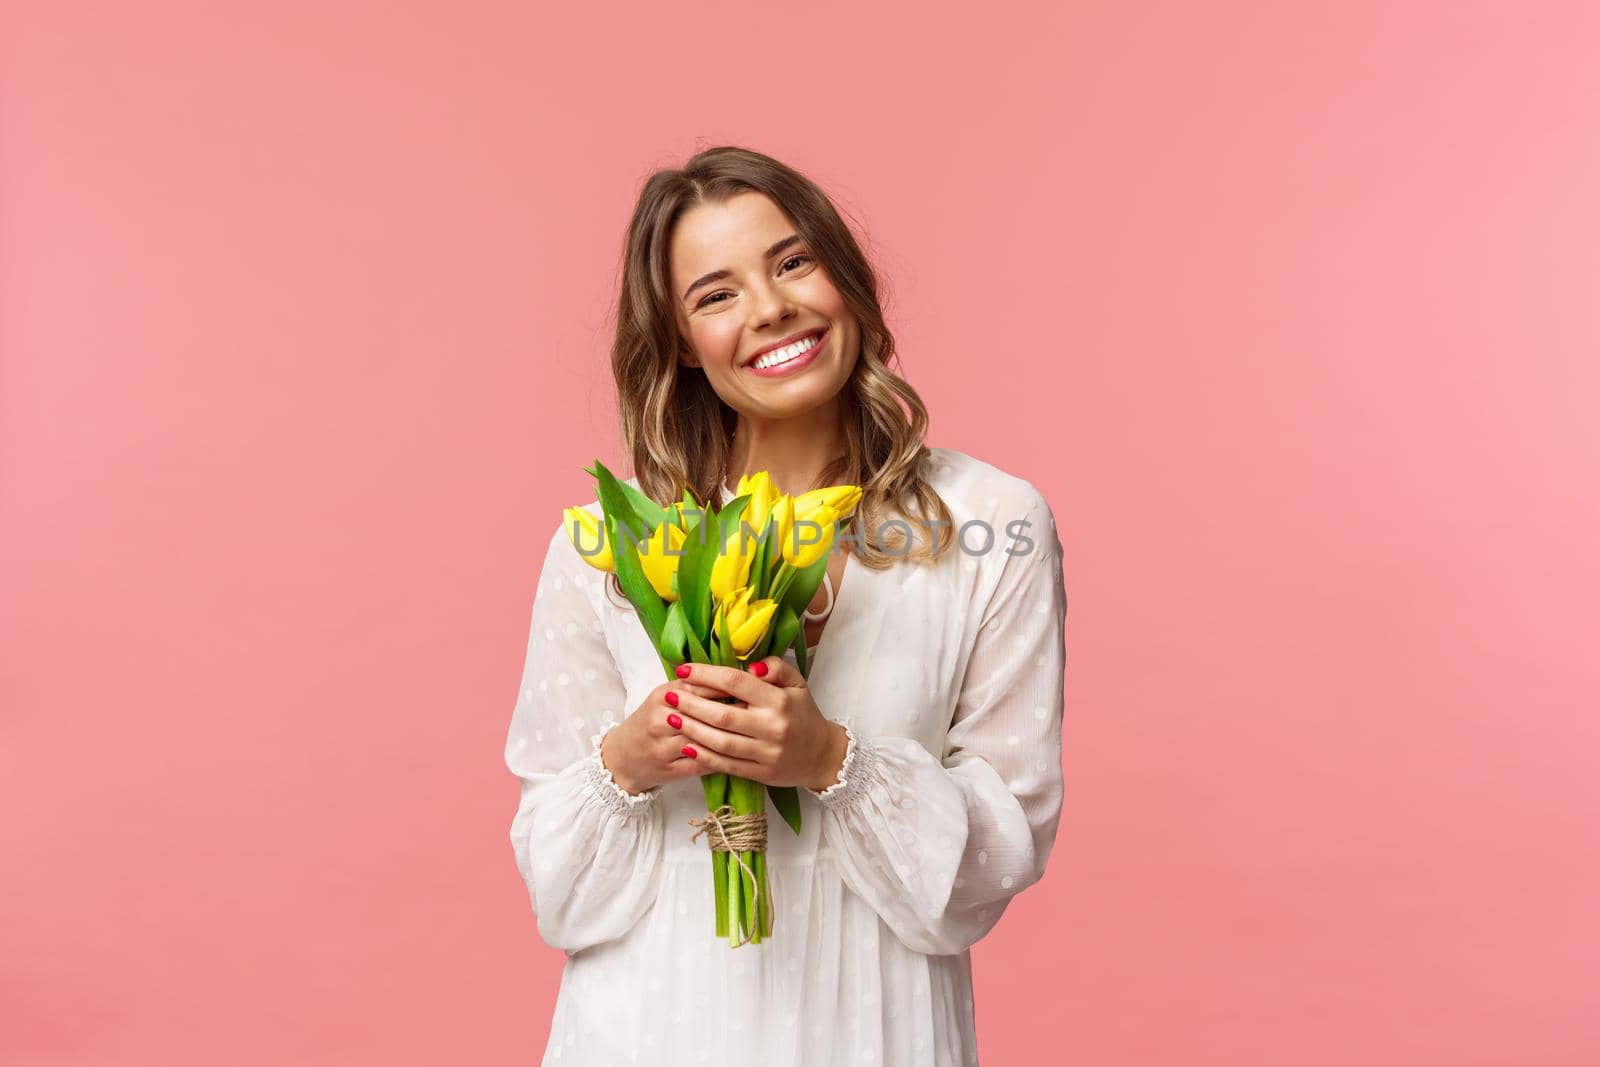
[675,504,719,639]
[769,602,800,664]
[584,459,666,530]
[767,785,802,836]
[592,462,647,547]
[716,494,755,547]
[657,601,688,664]
[604,510,671,678]
[682,619,709,665]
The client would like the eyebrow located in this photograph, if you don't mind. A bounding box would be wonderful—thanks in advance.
[681,234,806,303]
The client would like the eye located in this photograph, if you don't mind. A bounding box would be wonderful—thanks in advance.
[693,254,812,309]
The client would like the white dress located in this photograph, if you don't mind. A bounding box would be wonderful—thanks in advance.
[503,446,1067,1066]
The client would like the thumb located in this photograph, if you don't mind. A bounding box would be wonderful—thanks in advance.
[745,654,806,688]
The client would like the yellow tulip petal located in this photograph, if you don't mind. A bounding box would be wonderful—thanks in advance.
[708,525,758,603]
[636,520,685,602]
[730,596,777,657]
[745,596,777,632]
[783,503,839,568]
[794,485,862,523]
[736,470,782,531]
[769,494,795,553]
[563,507,615,572]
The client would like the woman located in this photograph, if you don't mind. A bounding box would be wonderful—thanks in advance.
[503,146,1067,1066]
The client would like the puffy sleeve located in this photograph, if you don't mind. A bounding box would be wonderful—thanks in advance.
[503,515,666,956]
[808,489,1067,956]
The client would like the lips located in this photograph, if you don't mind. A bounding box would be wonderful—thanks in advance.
[743,329,828,378]
[742,327,827,368]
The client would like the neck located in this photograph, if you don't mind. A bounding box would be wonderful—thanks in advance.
[725,397,847,498]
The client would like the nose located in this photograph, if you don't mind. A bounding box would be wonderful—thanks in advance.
[746,278,796,332]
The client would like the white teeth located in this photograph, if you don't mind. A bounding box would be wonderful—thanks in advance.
[751,332,821,370]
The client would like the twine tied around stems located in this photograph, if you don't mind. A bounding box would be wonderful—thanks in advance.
[687,804,768,948]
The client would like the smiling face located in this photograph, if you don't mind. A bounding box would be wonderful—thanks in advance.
[669,190,860,421]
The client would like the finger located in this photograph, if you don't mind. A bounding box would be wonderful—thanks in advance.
[648,683,728,736]
[670,740,766,782]
[669,689,762,739]
[669,706,768,762]
[664,680,727,702]
[676,662,770,704]
[661,742,716,777]
[662,754,708,779]
[746,655,806,688]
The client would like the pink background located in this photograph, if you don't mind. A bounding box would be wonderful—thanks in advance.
[4,1,1598,1063]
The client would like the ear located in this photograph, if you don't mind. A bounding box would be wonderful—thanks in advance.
[676,341,700,369]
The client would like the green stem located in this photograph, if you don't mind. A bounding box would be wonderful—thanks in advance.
[728,773,766,945]
[769,563,796,605]
[713,851,728,938]
[743,848,757,944]
[702,770,729,938]
[726,836,743,945]
[754,849,772,938]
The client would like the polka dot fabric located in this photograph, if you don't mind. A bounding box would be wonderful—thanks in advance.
[503,447,1067,1066]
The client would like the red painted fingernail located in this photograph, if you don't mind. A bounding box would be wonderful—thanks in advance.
[667,713,682,729]
[749,661,768,677]
[675,664,691,678]
[664,691,679,707]
[681,745,697,758]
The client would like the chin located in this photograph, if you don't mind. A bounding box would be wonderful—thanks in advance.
[758,373,852,417]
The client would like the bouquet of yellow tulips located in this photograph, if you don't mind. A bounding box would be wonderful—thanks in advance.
[562,460,863,947]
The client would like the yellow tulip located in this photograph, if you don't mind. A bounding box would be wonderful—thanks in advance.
[736,470,781,525]
[563,506,614,572]
[714,586,779,659]
[783,502,840,569]
[635,519,687,602]
[708,522,759,603]
[734,473,798,557]
[767,494,794,557]
[792,484,862,523]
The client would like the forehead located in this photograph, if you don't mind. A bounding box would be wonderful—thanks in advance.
[669,191,796,282]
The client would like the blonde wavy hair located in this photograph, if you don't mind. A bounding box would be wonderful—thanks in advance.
[606,145,953,589]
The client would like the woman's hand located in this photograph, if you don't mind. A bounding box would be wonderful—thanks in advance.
[598,677,730,795]
[664,657,850,791]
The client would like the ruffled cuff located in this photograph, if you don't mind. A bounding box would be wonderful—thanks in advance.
[807,718,881,811]
[582,720,660,817]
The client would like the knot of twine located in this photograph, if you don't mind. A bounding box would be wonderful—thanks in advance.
[687,804,769,947]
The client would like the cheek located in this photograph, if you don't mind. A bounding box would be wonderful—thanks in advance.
[807,284,855,339]
[707,316,748,358]
[805,278,857,342]
[689,318,741,368]
[805,276,848,318]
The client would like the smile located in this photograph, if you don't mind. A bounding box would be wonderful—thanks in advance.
[745,329,827,377]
